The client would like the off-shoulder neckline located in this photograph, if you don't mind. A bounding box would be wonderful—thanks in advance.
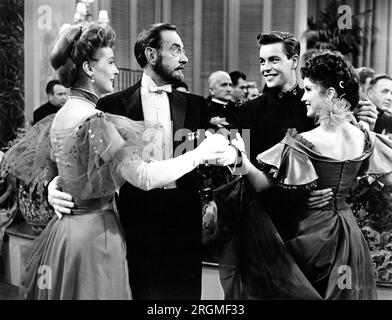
[285,127,372,162]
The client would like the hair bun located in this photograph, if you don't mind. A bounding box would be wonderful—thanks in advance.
[50,24,83,70]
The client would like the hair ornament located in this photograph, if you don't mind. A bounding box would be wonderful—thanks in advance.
[317,94,353,130]
[339,81,345,89]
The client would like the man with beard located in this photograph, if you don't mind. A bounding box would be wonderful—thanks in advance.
[46,23,214,300]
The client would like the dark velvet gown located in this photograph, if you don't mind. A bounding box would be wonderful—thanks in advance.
[215,128,392,299]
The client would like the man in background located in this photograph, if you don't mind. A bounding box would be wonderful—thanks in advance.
[246,81,260,100]
[32,79,68,124]
[229,70,248,106]
[367,74,392,134]
[356,67,375,100]
[207,70,239,129]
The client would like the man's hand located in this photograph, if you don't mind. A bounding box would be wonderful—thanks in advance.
[357,99,378,131]
[210,116,229,128]
[307,188,333,209]
[48,176,75,219]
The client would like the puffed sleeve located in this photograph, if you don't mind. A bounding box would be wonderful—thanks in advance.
[256,142,319,189]
[363,133,392,176]
[0,114,57,195]
[69,113,202,199]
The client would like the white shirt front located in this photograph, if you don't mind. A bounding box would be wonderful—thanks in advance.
[140,73,176,188]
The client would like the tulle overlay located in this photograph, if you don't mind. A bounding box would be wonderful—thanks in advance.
[215,129,392,299]
[0,115,57,197]
[3,106,164,299]
[50,112,161,199]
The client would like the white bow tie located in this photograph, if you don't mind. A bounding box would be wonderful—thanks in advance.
[149,84,172,94]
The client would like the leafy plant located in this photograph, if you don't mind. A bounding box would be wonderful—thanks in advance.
[348,175,392,283]
[304,0,372,66]
[0,0,24,149]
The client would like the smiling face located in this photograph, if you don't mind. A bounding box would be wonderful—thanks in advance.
[301,77,329,118]
[152,30,188,83]
[259,42,297,91]
[90,47,118,96]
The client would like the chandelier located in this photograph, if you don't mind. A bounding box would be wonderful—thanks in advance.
[73,0,109,24]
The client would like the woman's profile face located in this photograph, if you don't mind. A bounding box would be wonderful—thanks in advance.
[301,77,328,118]
[90,47,119,96]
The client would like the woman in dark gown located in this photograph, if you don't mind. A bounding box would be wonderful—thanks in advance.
[1,22,230,300]
[217,51,392,299]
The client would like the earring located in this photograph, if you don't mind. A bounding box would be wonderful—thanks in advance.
[90,74,95,83]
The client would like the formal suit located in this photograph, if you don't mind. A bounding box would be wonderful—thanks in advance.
[96,80,209,299]
[33,101,61,125]
[206,97,240,129]
[238,84,315,242]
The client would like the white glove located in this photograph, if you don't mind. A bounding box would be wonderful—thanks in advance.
[192,131,230,165]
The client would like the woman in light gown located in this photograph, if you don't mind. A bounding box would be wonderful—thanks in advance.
[1,22,230,300]
[217,50,392,299]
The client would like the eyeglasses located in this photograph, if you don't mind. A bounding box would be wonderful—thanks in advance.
[170,45,186,57]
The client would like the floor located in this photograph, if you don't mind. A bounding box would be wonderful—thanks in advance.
[0,281,19,300]
[1,268,391,300]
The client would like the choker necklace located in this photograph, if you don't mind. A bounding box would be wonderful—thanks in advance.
[72,87,100,99]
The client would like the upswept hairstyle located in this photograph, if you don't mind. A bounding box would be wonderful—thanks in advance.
[256,31,300,59]
[300,50,359,109]
[50,22,116,87]
[134,23,177,69]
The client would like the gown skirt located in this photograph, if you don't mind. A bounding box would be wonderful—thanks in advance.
[20,198,131,300]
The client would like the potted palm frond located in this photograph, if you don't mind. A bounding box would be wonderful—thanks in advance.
[0,0,25,149]
[304,0,372,66]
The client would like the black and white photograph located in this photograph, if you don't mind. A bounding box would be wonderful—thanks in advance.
[1,0,392,310]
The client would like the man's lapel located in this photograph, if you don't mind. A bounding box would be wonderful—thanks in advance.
[122,81,144,120]
[120,82,188,134]
[168,90,187,135]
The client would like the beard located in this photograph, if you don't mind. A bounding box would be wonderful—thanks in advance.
[152,54,184,84]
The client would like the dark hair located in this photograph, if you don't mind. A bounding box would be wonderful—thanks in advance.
[257,31,300,59]
[301,49,318,65]
[134,23,177,69]
[45,79,63,95]
[173,81,188,91]
[356,67,375,85]
[229,71,247,86]
[300,50,359,109]
[369,73,392,88]
[50,22,116,87]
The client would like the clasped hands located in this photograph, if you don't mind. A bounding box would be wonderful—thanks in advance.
[192,131,237,166]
